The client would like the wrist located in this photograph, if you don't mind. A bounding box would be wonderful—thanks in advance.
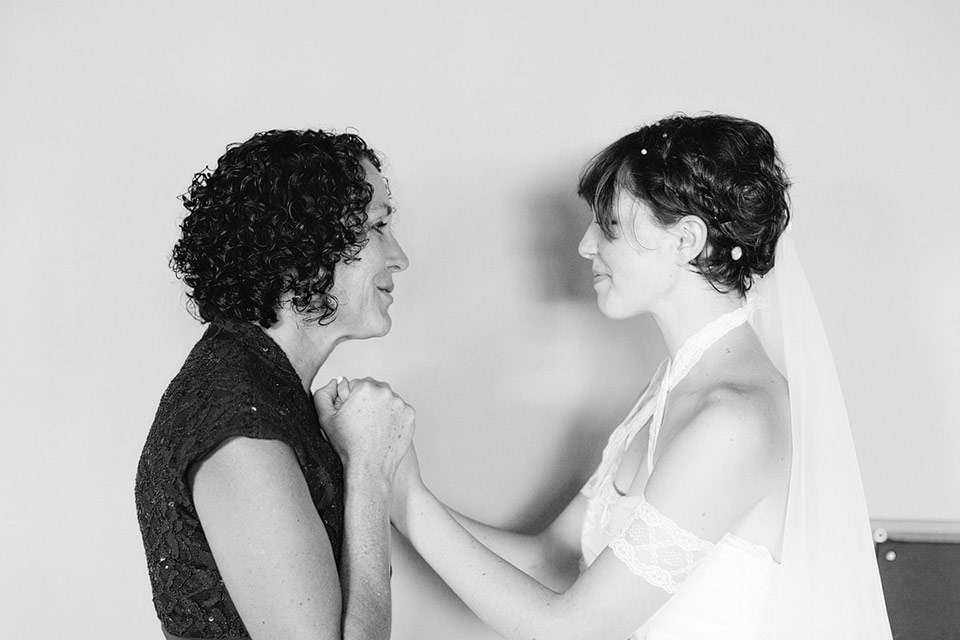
[392,479,431,535]
[344,464,394,493]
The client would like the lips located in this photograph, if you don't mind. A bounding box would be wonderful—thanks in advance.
[591,267,611,289]
[376,283,395,303]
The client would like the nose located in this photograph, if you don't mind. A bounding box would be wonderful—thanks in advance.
[388,233,409,272]
[578,221,598,259]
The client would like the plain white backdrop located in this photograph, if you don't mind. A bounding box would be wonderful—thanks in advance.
[1,1,958,637]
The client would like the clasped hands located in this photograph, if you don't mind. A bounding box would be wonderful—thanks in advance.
[313,377,423,525]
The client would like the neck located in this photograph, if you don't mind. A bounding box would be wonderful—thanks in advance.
[650,281,743,359]
[261,311,344,394]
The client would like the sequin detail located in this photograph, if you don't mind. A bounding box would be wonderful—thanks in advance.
[135,320,344,637]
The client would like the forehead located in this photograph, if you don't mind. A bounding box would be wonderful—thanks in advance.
[361,160,391,212]
[613,188,649,223]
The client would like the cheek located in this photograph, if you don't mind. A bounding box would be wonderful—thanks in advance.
[609,251,663,299]
[606,244,643,279]
[331,266,365,305]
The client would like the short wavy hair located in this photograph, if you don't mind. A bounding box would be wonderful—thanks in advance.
[578,114,791,297]
[171,128,381,327]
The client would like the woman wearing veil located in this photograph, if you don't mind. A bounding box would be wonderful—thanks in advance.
[390,114,893,639]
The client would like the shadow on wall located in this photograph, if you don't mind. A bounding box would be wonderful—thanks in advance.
[508,182,665,534]
[528,185,596,304]
[508,407,623,534]
[391,180,667,640]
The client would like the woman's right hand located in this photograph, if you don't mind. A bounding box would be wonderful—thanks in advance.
[313,377,415,481]
[390,443,425,533]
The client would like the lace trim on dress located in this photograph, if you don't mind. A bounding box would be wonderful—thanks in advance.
[609,495,714,594]
[581,362,666,498]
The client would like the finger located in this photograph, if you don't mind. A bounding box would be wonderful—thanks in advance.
[357,376,387,389]
[336,376,351,403]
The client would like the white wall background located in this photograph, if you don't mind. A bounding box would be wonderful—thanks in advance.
[2,1,958,637]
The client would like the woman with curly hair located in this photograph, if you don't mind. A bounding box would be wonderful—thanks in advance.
[135,128,412,640]
[389,115,892,639]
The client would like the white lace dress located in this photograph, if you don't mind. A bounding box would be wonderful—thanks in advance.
[579,305,781,640]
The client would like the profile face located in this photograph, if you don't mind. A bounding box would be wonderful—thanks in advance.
[577,190,677,319]
[329,161,409,339]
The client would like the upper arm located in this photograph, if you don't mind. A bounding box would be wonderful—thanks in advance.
[541,491,589,560]
[191,436,342,640]
[641,388,785,541]
[545,392,785,640]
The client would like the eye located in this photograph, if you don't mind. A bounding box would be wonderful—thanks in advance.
[371,220,390,235]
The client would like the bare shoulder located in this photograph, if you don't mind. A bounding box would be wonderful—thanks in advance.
[660,359,789,475]
[688,354,790,466]
[698,379,785,441]
[642,356,791,538]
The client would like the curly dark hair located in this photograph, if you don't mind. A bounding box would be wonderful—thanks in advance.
[577,114,791,297]
[170,128,381,327]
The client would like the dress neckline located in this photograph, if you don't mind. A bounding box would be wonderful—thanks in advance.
[663,300,758,393]
[581,300,779,569]
[209,320,304,392]
[583,300,758,507]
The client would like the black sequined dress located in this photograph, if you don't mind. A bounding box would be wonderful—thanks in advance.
[135,320,344,638]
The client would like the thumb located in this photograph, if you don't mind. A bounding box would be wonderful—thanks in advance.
[313,379,339,416]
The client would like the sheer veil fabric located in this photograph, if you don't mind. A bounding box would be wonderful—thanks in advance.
[749,230,893,639]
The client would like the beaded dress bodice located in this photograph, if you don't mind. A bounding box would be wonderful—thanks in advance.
[135,321,344,638]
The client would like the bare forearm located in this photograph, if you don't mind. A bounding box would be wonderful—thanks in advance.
[339,472,393,640]
[399,485,572,640]
[448,509,579,590]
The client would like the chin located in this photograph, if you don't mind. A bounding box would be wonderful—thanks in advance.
[600,308,630,320]
[597,299,623,319]
[361,317,392,340]
[598,299,643,320]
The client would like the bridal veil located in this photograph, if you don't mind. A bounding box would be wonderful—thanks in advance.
[749,230,893,639]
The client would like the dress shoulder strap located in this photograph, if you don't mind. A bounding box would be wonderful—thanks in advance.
[647,301,757,472]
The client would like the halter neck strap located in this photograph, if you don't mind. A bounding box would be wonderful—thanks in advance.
[647,300,757,471]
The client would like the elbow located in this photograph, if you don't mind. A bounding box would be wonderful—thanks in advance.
[536,530,581,570]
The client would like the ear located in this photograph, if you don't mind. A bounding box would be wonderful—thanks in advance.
[670,215,708,264]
